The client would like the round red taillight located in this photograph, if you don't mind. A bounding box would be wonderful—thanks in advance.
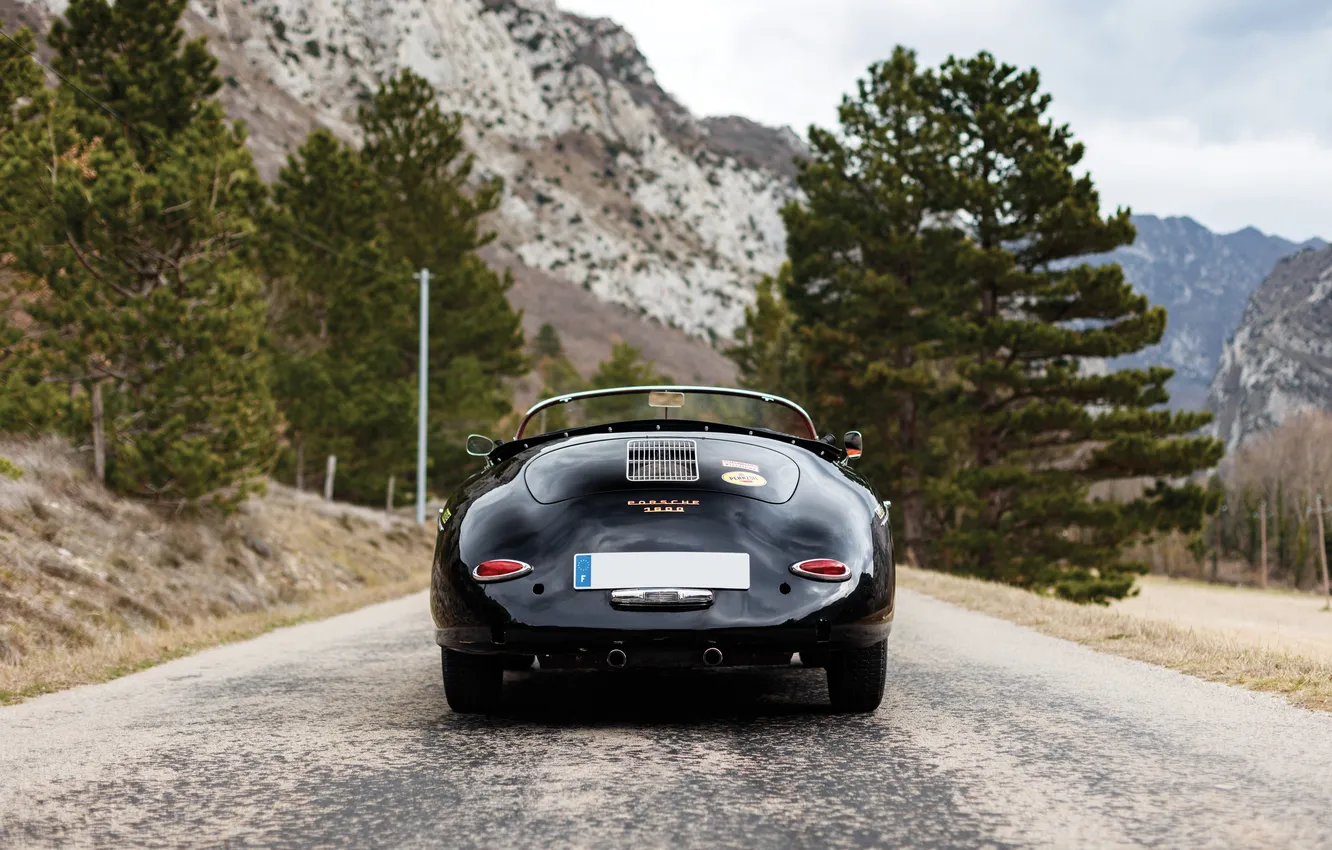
[472,560,533,582]
[790,559,851,582]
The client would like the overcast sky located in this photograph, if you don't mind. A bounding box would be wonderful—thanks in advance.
[561,0,1332,242]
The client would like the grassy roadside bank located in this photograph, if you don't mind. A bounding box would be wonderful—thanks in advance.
[0,576,429,705]
[0,439,435,706]
[899,566,1332,712]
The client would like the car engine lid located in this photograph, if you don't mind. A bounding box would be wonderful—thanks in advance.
[523,435,800,504]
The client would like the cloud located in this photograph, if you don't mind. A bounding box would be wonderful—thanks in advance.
[561,0,1332,241]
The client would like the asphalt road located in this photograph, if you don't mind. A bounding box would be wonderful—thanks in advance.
[3,591,1332,849]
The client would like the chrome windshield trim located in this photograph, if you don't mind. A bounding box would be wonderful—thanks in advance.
[515,385,818,440]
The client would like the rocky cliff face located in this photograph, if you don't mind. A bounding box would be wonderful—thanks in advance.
[1083,215,1325,411]
[8,1,1323,403]
[5,0,801,345]
[1205,246,1332,451]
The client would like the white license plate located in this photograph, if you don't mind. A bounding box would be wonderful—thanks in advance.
[573,552,750,590]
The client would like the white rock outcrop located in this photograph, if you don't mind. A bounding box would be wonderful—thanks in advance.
[1206,246,1332,451]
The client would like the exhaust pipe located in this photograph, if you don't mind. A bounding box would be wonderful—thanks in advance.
[606,648,627,669]
[702,647,723,667]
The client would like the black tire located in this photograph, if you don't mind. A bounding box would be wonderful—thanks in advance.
[442,649,503,714]
[825,640,887,713]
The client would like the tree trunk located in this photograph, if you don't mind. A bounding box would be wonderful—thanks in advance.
[386,475,395,513]
[900,490,927,568]
[896,351,927,569]
[91,381,106,485]
[295,440,304,491]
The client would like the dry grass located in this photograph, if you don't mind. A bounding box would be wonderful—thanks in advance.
[0,437,435,705]
[0,576,427,705]
[899,566,1332,712]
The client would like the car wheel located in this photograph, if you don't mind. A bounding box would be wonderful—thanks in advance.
[825,640,887,713]
[442,648,503,714]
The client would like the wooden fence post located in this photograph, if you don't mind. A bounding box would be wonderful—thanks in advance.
[1317,493,1329,605]
[386,475,395,513]
[1259,500,1268,588]
[91,380,106,484]
[324,455,336,501]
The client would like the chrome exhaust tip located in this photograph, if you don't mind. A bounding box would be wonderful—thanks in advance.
[702,647,723,667]
[606,648,627,669]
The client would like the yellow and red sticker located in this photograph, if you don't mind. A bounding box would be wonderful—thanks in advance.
[721,470,767,487]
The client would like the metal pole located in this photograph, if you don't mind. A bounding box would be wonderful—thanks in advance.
[1316,493,1329,603]
[417,268,430,526]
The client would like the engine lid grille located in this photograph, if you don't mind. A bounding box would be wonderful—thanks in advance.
[626,438,699,482]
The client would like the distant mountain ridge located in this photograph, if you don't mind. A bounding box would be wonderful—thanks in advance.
[1083,215,1325,411]
[3,0,809,383]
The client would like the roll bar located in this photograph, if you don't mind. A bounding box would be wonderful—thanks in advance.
[515,385,818,440]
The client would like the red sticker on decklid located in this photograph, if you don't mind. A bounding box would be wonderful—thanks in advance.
[721,459,760,473]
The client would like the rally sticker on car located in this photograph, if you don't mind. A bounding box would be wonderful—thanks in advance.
[721,470,767,487]
[720,459,759,473]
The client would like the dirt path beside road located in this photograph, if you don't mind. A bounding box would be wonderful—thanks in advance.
[1113,576,1332,663]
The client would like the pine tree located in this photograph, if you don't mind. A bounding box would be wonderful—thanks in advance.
[728,263,807,401]
[0,22,70,434]
[357,70,527,492]
[0,0,279,509]
[265,129,417,504]
[533,323,563,360]
[591,342,671,389]
[932,53,1223,601]
[570,342,669,424]
[531,324,582,395]
[777,48,966,566]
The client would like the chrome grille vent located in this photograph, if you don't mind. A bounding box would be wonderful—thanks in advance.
[626,439,699,482]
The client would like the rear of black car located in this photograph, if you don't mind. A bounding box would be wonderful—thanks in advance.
[431,428,894,713]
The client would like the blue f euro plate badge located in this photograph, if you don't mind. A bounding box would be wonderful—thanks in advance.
[572,552,749,590]
[574,554,593,589]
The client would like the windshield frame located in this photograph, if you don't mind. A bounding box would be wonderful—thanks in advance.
[514,385,818,440]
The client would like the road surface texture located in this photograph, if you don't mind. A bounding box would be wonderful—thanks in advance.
[3,590,1332,849]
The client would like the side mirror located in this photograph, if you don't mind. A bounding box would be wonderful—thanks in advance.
[844,430,863,460]
[466,434,495,457]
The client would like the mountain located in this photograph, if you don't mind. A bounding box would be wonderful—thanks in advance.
[1205,245,1332,452]
[4,2,1323,403]
[2,0,806,382]
[1082,215,1326,411]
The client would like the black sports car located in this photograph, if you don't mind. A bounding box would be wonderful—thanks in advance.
[431,386,895,713]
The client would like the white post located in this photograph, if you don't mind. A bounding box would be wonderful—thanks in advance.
[324,454,336,501]
[417,268,430,526]
[386,474,395,514]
